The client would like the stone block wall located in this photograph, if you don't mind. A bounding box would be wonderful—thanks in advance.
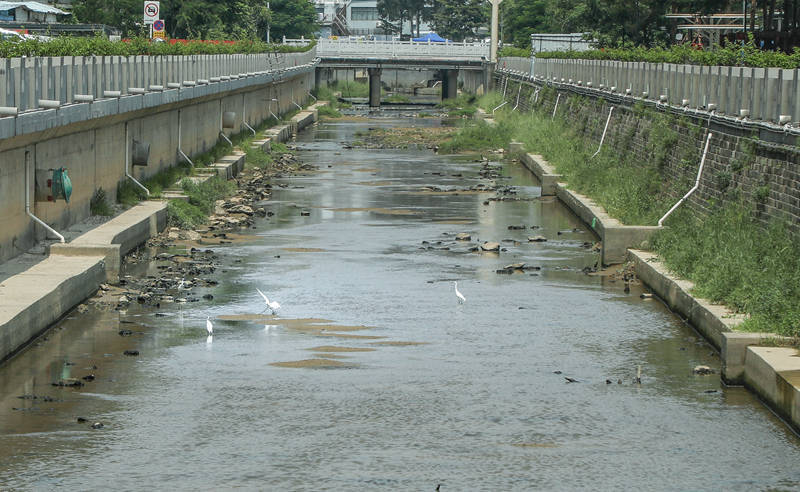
[496,74,800,234]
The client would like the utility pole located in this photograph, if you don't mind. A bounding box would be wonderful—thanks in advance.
[266,1,271,43]
[490,0,502,63]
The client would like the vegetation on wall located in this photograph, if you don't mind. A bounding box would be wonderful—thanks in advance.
[459,86,800,337]
[653,204,800,337]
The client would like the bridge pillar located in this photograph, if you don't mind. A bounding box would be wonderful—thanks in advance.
[442,69,459,100]
[368,68,382,107]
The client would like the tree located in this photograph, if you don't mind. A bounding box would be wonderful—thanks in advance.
[427,0,487,41]
[71,0,144,36]
[500,0,559,47]
[267,0,319,40]
[378,0,426,36]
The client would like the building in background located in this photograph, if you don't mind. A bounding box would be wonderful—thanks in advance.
[314,0,430,39]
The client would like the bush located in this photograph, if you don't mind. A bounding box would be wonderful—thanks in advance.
[499,46,531,58]
[534,40,800,69]
[0,36,316,58]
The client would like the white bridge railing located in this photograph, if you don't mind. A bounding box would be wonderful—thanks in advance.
[0,49,317,112]
[316,38,489,61]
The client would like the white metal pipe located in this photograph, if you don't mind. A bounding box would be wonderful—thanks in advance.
[552,93,561,119]
[591,106,615,159]
[25,152,65,243]
[177,110,195,167]
[492,100,508,115]
[219,100,233,146]
[125,122,150,196]
[269,97,279,121]
[658,132,712,226]
[307,91,317,102]
[242,96,256,136]
[512,84,522,111]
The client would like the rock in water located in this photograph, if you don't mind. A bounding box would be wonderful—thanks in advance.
[528,235,547,242]
[455,233,471,241]
[480,242,500,252]
[693,365,715,375]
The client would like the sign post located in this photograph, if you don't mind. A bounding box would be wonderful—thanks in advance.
[143,1,160,39]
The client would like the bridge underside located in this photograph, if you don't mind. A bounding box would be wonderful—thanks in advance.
[317,58,492,107]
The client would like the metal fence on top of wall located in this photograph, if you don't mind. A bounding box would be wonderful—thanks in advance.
[504,56,800,124]
[0,49,317,112]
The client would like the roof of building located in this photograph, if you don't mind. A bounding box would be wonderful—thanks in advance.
[0,1,67,15]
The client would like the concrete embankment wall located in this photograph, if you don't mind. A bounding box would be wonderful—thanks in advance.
[494,72,800,237]
[491,71,800,433]
[0,70,314,264]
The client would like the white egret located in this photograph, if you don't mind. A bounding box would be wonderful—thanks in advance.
[256,288,281,314]
[454,281,466,304]
[206,316,213,335]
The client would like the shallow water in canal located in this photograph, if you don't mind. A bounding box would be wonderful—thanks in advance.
[1,114,799,491]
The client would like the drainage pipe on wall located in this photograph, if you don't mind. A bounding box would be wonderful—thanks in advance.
[177,110,195,167]
[658,132,712,227]
[290,88,302,110]
[125,122,150,197]
[552,93,561,119]
[242,96,256,136]
[512,84,522,111]
[591,106,614,159]
[492,100,508,115]
[25,151,65,243]
[219,101,233,146]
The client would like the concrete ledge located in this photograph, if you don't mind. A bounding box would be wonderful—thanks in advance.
[250,137,271,152]
[721,331,772,384]
[212,152,245,179]
[517,152,660,264]
[556,186,659,265]
[629,250,800,432]
[0,255,106,364]
[50,200,167,281]
[290,111,315,133]
[629,249,743,350]
[744,346,800,434]
[519,153,562,196]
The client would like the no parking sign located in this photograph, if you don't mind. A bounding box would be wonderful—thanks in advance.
[143,1,159,23]
[152,19,165,39]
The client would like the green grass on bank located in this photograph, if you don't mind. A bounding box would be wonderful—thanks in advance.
[444,89,799,337]
[652,204,800,337]
[439,101,685,225]
[167,176,237,229]
[327,80,371,99]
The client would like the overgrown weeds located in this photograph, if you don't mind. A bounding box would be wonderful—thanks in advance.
[90,188,114,216]
[167,176,236,228]
[652,203,800,337]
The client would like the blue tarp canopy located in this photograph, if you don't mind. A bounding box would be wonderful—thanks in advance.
[412,32,450,43]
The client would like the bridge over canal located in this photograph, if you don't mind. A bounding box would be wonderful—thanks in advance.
[314,38,493,105]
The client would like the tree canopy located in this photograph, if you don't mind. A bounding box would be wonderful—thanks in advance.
[71,0,317,40]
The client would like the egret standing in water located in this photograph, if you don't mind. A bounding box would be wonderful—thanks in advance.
[454,281,466,304]
[256,288,281,314]
[206,316,213,335]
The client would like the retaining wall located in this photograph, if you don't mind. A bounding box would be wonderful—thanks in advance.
[494,71,800,236]
[502,56,800,123]
[0,68,315,264]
